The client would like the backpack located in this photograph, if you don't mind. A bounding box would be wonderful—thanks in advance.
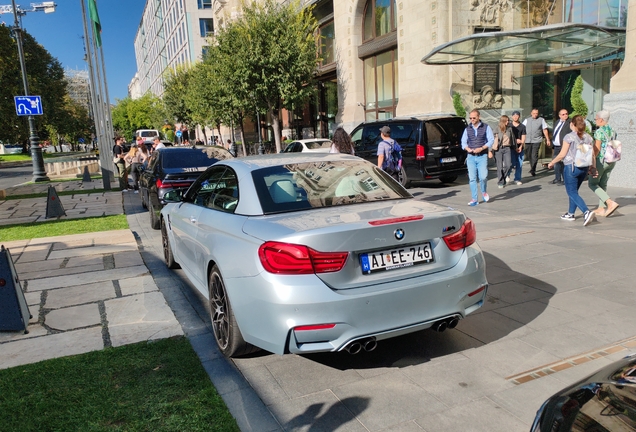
[600,128,622,163]
[382,140,402,173]
[574,141,593,168]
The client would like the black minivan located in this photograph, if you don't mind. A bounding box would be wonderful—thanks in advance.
[350,115,467,187]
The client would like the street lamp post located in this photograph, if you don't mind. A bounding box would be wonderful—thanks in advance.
[10,0,54,182]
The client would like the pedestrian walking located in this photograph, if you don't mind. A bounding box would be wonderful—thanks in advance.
[588,110,620,217]
[376,126,403,182]
[124,143,147,193]
[490,115,514,188]
[507,110,526,185]
[113,136,129,191]
[461,109,494,206]
[549,109,570,185]
[523,108,551,176]
[548,115,596,226]
[330,127,355,154]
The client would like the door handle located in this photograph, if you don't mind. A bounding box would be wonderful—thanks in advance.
[190,217,197,224]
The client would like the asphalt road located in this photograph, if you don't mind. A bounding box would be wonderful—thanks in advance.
[0,165,33,191]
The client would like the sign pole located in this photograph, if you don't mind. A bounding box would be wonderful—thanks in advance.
[10,0,49,182]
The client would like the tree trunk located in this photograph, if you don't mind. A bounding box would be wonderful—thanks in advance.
[270,103,282,153]
[239,120,247,157]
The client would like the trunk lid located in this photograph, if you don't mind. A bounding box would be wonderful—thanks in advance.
[242,199,469,290]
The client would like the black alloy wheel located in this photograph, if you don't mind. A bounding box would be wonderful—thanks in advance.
[208,265,257,357]
[160,218,179,269]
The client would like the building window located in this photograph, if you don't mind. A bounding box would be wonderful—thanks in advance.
[564,0,627,27]
[363,0,397,42]
[199,18,214,37]
[363,48,398,120]
[318,21,335,66]
[197,0,212,9]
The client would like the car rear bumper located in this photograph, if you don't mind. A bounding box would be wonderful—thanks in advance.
[225,244,487,355]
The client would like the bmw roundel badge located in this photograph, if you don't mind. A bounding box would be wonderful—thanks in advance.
[394,228,405,241]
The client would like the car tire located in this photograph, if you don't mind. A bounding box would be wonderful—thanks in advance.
[149,200,160,230]
[160,218,180,269]
[439,175,458,184]
[398,166,410,188]
[208,265,259,358]
[141,189,148,210]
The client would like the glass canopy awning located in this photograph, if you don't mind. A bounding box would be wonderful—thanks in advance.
[421,23,625,65]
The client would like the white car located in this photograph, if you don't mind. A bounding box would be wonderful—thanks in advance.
[282,139,332,153]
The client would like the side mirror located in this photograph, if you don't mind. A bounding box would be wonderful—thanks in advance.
[163,189,183,203]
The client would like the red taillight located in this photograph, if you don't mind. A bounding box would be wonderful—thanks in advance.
[156,178,192,189]
[416,144,426,160]
[468,285,486,297]
[443,219,476,251]
[368,215,424,226]
[295,324,336,331]
[258,241,348,274]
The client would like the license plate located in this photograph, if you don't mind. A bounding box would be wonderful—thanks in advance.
[360,243,434,274]
[440,156,457,163]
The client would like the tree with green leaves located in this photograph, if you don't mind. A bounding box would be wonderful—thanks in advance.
[215,0,320,153]
[163,65,194,129]
[112,94,164,140]
[570,75,588,119]
[0,25,69,145]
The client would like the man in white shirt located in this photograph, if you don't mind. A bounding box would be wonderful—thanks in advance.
[549,109,570,185]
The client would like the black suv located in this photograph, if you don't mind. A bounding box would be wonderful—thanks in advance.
[350,115,467,187]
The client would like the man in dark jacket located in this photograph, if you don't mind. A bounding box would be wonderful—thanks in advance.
[549,109,571,185]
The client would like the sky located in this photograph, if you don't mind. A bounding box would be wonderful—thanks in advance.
[1,0,146,103]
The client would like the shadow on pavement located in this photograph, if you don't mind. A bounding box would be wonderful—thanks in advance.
[283,397,370,431]
[301,251,555,370]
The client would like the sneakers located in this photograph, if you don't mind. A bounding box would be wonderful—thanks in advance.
[134,190,139,194]
[482,193,490,202]
[505,175,511,184]
[604,200,619,217]
[583,210,596,226]
[561,213,575,221]
[498,183,504,189]
[515,181,522,185]
[468,200,478,207]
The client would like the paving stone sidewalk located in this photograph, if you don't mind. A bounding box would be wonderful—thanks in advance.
[0,179,122,226]
[0,215,183,369]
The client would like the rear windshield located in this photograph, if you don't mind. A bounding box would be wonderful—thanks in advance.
[252,160,411,214]
[425,119,465,145]
[305,140,332,150]
[139,131,158,138]
[161,149,219,170]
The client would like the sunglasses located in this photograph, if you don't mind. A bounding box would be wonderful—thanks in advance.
[469,117,478,120]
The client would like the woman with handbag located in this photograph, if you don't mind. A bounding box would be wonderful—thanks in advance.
[588,110,619,217]
[548,115,596,226]
[124,143,147,193]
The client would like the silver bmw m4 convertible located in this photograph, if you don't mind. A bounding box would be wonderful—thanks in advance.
[160,153,488,357]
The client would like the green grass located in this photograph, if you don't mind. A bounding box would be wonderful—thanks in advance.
[0,337,239,431]
[6,188,113,200]
[0,215,129,241]
[0,153,55,162]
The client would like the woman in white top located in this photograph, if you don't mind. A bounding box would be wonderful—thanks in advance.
[330,127,355,154]
[125,143,148,193]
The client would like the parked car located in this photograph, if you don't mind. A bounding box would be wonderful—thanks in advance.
[531,353,636,431]
[281,139,332,153]
[139,146,232,229]
[350,115,468,187]
[159,153,488,357]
